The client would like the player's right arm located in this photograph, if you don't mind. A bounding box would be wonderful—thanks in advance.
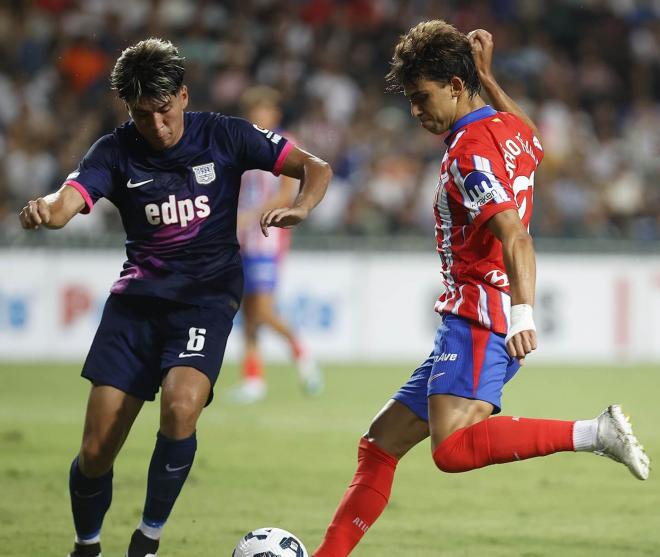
[468,29,541,139]
[19,185,86,230]
[487,209,537,364]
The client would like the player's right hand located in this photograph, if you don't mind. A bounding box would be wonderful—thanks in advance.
[19,198,51,230]
[467,29,494,80]
[506,329,538,366]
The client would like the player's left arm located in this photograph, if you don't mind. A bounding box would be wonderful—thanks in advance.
[468,29,541,140]
[260,146,332,236]
[487,209,537,364]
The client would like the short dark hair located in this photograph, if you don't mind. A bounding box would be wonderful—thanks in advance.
[110,38,185,105]
[386,20,481,97]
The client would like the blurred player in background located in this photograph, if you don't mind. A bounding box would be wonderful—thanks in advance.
[312,22,649,557]
[19,39,331,557]
[230,86,323,404]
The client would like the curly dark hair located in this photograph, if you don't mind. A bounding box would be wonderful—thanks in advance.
[386,20,481,97]
[110,38,185,105]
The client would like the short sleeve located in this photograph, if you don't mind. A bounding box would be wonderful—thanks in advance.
[217,116,293,176]
[449,150,518,228]
[63,134,118,213]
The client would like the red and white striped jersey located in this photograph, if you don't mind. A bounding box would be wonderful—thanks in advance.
[433,106,544,335]
[238,168,291,258]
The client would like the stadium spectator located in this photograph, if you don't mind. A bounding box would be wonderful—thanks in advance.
[0,0,658,243]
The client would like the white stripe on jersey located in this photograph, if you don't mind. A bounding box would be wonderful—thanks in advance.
[449,159,476,222]
[500,291,511,332]
[472,155,510,203]
[435,175,456,298]
[449,130,466,150]
[477,284,491,329]
[451,284,466,316]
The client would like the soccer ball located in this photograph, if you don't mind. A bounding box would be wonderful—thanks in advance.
[232,527,308,557]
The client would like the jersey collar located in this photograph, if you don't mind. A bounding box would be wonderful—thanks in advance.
[445,105,497,144]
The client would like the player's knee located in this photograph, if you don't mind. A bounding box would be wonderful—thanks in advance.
[161,398,199,436]
[432,437,466,473]
[79,440,115,476]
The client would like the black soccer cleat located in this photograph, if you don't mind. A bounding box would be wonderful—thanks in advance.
[67,541,101,557]
[126,529,159,557]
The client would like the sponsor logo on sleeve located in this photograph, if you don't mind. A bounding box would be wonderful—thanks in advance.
[464,171,503,207]
[485,270,510,287]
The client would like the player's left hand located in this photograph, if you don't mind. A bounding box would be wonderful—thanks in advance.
[260,206,309,236]
[506,329,537,366]
[467,29,494,80]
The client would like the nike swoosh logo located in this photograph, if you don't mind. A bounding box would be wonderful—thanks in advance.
[127,178,154,188]
[74,490,103,499]
[428,372,446,384]
[178,352,205,358]
[165,463,191,472]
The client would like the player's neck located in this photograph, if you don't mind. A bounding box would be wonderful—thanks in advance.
[453,95,487,126]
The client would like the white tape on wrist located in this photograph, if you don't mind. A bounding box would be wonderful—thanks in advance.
[505,304,536,344]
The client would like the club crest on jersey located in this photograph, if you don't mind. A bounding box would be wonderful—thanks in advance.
[192,162,216,185]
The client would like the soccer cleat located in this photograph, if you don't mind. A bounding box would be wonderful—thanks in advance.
[126,529,158,557]
[227,379,267,404]
[594,404,650,480]
[296,353,324,396]
[67,542,101,557]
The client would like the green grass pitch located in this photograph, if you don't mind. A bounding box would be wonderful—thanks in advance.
[1,361,658,556]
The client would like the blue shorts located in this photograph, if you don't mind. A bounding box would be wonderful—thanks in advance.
[392,315,520,421]
[243,256,278,295]
[81,293,238,404]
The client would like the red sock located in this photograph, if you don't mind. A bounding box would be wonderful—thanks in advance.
[313,439,397,557]
[242,354,263,381]
[433,416,575,473]
[291,339,304,360]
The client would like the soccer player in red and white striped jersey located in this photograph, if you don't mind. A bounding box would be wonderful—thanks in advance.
[312,22,649,557]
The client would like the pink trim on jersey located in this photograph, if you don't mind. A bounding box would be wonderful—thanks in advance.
[63,180,93,214]
[272,142,294,176]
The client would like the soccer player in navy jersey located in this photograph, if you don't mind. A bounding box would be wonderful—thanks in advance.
[19,38,331,557]
[312,22,649,557]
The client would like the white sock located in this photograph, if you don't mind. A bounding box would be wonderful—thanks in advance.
[139,520,163,541]
[75,533,101,545]
[573,419,599,451]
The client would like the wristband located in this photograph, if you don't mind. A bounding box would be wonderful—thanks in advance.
[505,304,535,344]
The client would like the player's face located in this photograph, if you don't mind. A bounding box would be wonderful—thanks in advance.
[404,78,459,135]
[128,86,189,150]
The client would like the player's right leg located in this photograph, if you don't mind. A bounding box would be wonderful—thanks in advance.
[313,399,429,557]
[426,316,649,480]
[68,385,143,557]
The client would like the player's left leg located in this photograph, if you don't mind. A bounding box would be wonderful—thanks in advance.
[253,291,323,395]
[127,296,237,557]
[127,366,209,557]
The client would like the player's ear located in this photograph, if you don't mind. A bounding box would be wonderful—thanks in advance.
[179,85,189,109]
[449,76,465,98]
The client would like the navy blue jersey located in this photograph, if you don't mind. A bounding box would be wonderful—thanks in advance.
[64,112,293,305]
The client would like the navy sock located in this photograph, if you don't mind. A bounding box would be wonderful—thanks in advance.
[69,456,113,541]
[142,431,197,530]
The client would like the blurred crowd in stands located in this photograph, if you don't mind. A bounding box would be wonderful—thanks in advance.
[0,0,658,242]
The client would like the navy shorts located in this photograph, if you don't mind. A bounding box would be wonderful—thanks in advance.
[81,293,238,404]
[392,314,520,421]
[242,255,278,295]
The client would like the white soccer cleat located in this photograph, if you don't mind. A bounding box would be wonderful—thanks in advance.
[226,379,267,404]
[296,354,324,396]
[594,404,650,480]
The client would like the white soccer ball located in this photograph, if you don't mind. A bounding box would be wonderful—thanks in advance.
[232,527,308,557]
